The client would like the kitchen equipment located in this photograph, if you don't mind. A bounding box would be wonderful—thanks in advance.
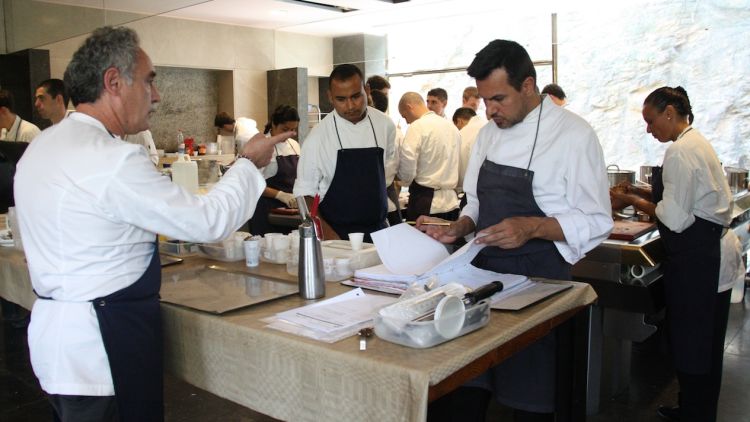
[639,165,659,185]
[608,220,656,241]
[298,220,325,299]
[607,164,636,187]
[196,159,220,185]
[725,167,748,194]
[171,154,199,193]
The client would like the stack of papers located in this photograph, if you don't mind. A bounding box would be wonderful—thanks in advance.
[350,224,529,295]
[264,288,397,343]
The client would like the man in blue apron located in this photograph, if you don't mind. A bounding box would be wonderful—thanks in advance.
[14,26,294,421]
[419,40,612,421]
[294,64,397,242]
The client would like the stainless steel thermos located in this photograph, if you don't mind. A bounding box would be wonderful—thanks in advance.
[297,220,325,299]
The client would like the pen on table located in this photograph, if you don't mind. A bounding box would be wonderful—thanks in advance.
[406,221,451,226]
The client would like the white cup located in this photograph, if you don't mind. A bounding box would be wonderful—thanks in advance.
[335,258,351,277]
[323,258,335,276]
[348,232,364,251]
[274,235,291,251]
[244,239,260,267]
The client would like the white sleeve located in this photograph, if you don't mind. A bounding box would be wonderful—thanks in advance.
[551,130,613,263]
[293,128,323,198]
[101,148,265,243]
[655,147,696,233]
[459,130,487,225]
[397,124,420,185]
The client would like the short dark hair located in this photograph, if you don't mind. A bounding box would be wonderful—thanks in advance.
[0,89,15,112]
[37,78,70,107]
[370,90,389,113]
[644,86,694,124]
[541,83,566,100]
[427,88,447,102]
[64,26,140,106]
[329,64,363,88]
[452,107,476,125]
[263,105,300,134]
[366,75,390,92]
[467,40,536,92]
[214,111,235,128]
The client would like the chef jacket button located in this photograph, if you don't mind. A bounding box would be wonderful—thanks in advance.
[98,300,106,307]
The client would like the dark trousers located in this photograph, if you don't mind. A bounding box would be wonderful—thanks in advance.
[49,394,118,422]
[675,289,731,422]
[427,387,553,422]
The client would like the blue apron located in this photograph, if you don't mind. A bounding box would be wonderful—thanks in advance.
[93,243,163,421]
[318,114,388,242]
[250,141,299,235]
[36,243,163,421]
[470,98,568,413]
[651,156,723,374]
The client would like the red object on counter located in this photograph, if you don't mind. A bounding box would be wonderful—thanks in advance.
[184,138,195,156]
[310,194,322,240]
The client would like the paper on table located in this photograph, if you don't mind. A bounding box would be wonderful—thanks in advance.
[273,288,396,334]
[371,223,449,274]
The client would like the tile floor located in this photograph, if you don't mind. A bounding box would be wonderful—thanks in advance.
[1,293,747,421]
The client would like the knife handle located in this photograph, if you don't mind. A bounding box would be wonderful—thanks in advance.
[463,281,504,305]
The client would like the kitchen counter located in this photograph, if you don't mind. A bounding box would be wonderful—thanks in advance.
[0,247,596,421]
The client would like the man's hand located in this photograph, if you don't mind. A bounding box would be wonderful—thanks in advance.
[475,216,561,249]
[610,190,637,211]
[416,215,474,244]
[241,131,296,168]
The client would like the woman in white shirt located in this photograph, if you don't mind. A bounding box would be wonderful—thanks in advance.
[610,86,732,422]
[249,105,301,235]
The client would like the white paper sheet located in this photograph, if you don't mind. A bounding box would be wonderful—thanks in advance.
[371,223,450,275]
[273,288,396,334]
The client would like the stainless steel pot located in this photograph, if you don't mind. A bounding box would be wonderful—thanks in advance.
[725,167,748,194]
[607,164,636,187]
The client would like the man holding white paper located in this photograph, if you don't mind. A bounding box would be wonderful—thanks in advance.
[418,40,612,421]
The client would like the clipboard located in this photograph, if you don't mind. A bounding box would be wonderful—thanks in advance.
[491,280,573,311]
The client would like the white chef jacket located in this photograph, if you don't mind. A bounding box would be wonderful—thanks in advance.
[293,107,396,200]
[655,127,732,233]
[458,114,487,192]
[462,96,613,264]
[0,115,40,142]
[260,138,300,180]
[386,120,404,213]
[398,111,461,214]
[124,129,159,166]
[14,112,266,396]
[234,117,259,150]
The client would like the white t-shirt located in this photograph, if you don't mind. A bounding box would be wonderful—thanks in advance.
[14,112,266,396]
[461,96,613,264]
[1,115,40,142]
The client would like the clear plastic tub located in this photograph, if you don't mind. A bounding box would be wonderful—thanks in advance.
[373,300,491,349]
[196,243,245,262]
[159,240,196,257]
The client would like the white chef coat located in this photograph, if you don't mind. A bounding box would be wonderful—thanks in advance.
[14,112,266,396]
[462,96,613,264]
[386,120,404,213]
[0,115,40,142]
[124,129,159,166]
[458,114,487,192]
[655,127,732,233]
[234,117,259,150]
[293,107,396,200]
[398,111,461,214]
[260,138,300,180]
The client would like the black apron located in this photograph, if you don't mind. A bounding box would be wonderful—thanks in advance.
[406,180,435,221]
[250,141,299,235]
[652,157,723,374]
[470,98,568,413]
[36,243,164,421]
[318,114,388,242]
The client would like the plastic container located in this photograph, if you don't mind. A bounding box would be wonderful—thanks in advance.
[171,154,199,193]
[159,239,196,257]
[319,240,381,281]
[374,300,491,349]
[197,243,245,262]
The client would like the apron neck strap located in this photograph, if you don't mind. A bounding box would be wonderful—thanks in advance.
[332,113,378,149]
[526,95,545,170]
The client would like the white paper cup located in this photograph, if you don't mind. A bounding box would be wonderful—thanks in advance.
[335,258,351,277]
[323,258,335,276]
[274,235,291,251]
[244,239,260,267]
[348,232,364,251]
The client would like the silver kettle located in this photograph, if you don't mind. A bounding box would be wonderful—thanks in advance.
[297,198,325,299]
